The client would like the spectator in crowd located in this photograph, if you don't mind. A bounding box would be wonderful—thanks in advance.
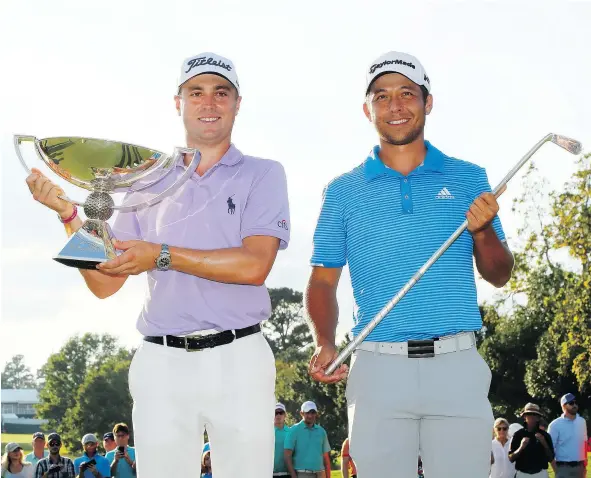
[34,433,75,478]
[2,442,34,478]
[490,417,515,478]
[25,433,48,467]
[73,434,111,478]
[105,424,135,478]
[548,393,587,478]
[340,438,356,478]
[274,402,291,477]
[101,434,116,455]
[509,403,554,477]
[284,401,331,478]
[201,450,212,478]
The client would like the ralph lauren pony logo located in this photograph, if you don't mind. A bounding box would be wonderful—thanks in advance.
[227,196,236,214]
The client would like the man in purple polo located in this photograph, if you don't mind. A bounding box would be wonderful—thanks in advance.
[25,52,290,478]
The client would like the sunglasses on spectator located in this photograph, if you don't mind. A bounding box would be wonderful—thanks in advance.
[49,441,60,447]
[496,426,508,431]
[275,411,285,415]
[566,401,577,406]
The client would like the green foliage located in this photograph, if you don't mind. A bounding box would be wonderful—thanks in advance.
[35,333,127,432]
[479,152,591,421]
[60,350,134,453]
[1,355,37,389]
[264,287,313,361]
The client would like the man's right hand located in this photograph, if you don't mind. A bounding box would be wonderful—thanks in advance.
[520,437,530,448]
[309,343,349,383]
[26,167,74,219]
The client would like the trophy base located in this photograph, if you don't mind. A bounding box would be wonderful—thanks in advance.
[53,219,119,269]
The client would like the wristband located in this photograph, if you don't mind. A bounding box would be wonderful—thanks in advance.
[59,205,78,224]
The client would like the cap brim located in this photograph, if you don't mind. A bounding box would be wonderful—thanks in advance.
[521,411,543,416]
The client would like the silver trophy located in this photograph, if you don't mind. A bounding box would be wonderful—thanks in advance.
[14,135,200,269]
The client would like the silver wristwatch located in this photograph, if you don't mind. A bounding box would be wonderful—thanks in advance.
[155,244,171,271]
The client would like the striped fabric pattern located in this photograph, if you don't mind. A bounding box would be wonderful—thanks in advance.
[310,141,506,342]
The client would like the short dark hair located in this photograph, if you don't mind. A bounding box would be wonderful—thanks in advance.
[113,423,129,435]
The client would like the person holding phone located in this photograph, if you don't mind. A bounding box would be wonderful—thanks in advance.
[33,433,75,478]
[73,434,110,478]
[105,424,135,478]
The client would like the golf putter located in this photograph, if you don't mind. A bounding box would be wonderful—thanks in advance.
[325,133,582,376]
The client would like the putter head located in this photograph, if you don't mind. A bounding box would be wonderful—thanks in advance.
[550,134,583,155]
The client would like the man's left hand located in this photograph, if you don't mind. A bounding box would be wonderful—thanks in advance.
[466,185,506,235]
[97,240,160,276]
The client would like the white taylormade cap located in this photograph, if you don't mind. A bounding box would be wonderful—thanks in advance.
[177,52,240,94]
[366,51,431,94]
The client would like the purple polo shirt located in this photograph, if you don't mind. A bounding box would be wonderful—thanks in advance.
[112,144,290,336]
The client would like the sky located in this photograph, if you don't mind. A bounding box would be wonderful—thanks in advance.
[1,0,590,374]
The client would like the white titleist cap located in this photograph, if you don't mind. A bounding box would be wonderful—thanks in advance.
[366,51,430,94]
[177,52,240,94]
[301,401,317,413]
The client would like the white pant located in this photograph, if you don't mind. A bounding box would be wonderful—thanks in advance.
[128,331,276,477]
[347,342,494,478]
[516,470,549,478]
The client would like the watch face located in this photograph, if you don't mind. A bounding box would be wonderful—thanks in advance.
[157,256,171,269]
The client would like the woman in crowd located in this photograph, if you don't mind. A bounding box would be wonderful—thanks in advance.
[490,418,515,478]
[1,443,34,478]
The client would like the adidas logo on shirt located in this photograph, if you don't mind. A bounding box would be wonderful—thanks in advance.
[435,187,455,200]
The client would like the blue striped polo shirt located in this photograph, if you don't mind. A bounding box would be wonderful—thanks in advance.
[310,140,506,342]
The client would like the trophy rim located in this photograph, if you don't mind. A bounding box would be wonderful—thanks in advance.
[30,135,174,191]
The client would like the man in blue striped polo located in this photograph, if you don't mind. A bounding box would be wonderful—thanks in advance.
[305,51,515,478]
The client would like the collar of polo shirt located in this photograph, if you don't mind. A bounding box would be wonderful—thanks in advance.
[363,140,445,181]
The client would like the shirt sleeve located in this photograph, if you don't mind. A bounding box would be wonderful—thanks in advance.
[67,459,76,477]
[73,458,80,474]
[111,192,142,241]
[284,428,296,450]
[323,432,331,454]
[34,461,43,478]
[310,181,347,268]
[509,432,521,453]
[473,167,506,242]
[548,421,559,450]
[241,161,290,250]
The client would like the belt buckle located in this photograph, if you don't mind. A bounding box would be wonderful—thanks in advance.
[407,339,436,358]
[184,334,205,352]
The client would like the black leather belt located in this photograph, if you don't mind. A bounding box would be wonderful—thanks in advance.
[556,461,584,467]
[144,324,261,352]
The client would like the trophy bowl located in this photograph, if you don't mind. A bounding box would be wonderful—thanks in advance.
[15,135,200,269]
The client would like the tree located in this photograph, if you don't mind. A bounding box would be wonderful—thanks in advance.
[263,287,313,360]
[36,333,127,431]
[478,154,591,421]
[60,349,134,453]
[1,355,37,389]
[275,335,351,464]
